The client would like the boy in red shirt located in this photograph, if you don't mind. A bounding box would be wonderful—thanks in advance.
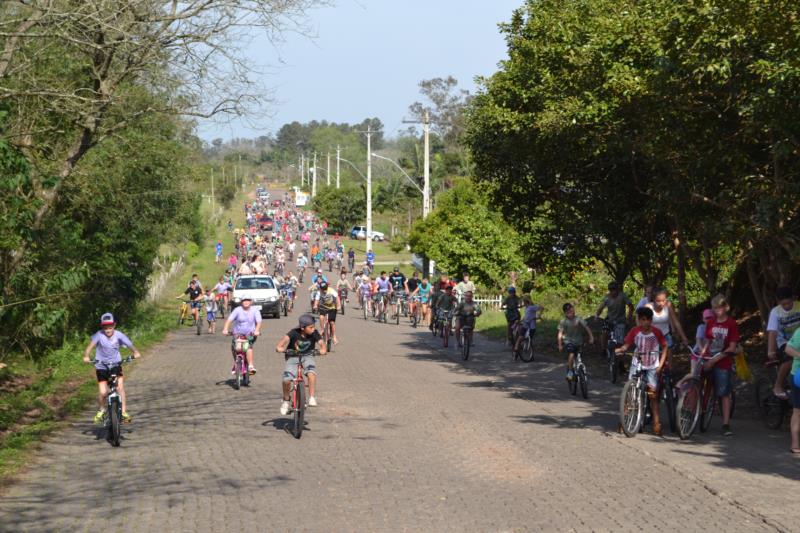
[704,294,739,436]
[616,306,668,435]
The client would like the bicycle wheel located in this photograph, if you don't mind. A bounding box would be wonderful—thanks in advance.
[755,378,784,429]
[443,323,450,348]
[283,299,288,317]
[607,349,618,383]
[326,324,332,353]
[233,359,241,390]
[411,307,418,328]
[395,303,400,325]
[699,380,716,432]
[462,330,470,361]
[579,367,588,399]
[518,336,535,363]
[292,382,305,439]
[663,376,677,434]
[620,381,644,437]
[676,380,701,440]
[196,314,201,335]
[108,399,121,447]
[363,302,368,320]
[341,298,345,316]
[569,370,578,395]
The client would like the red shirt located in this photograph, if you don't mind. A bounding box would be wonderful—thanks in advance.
[705,317,739,370]
[624,327,667,369]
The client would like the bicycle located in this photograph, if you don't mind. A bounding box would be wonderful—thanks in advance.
[280,288,290,317]
[177,299,189,326]
[409,296,421,328]
[391,293,407,325]
[458,315,476,361]
[619,353,651,437]
[230,334,252,390]
[180,300,202,335]
[283,348,320,439]
[675,347,737,440]
[754,360,793,429]
[565,344,588,398]
[338,288,348,316]
[602,319,626,383]
[513,323,536,363]
[376,293,388,323]
[298,267,305,284]
[320,312,334,352]
[439,309,452,348]
[88,357,134,447]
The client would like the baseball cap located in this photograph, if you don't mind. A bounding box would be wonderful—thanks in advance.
[299,314,316,328]
[241,295,253,301]
[100,313,115,326]
[702,308,714,321]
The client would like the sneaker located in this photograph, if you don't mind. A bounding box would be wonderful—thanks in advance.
[774,389,788,400]
[722,424,733,436]
[566,369,575,380]
[248,365,257,375]
[121,412,132,424]
[231,364,236,375]
[93,409,106,425]
[308,396,318,407]
[280,400,290,416]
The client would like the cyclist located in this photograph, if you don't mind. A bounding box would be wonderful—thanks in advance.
[703,294,739,436]
[203,288,218,334]
[227,253,238,274]
[213,276,232,313]
[406,271,421,320]
[366,249,375,273]
[435,285,457,333]
[357,275,372,311]
[501,286,522,346]
[276,314,328,414]
[389,267,408,318]
[766,286,800,399]
[222,295,262,375]
[375,271,393,314]
[347,247,356,271]
[417,277,432,326]
[177,280,204,333]
[313,281,339,345]
[297,251,308,277]
[557,303,594,379]
[455,272,476,302]
[336,272,353,311]
[82,313,142,424]
[514,294,542,354]
[286,271,299,309]
[595,281,633,351]
[615,306,668,436]
[783,328,800,454]
[454,291,481,347]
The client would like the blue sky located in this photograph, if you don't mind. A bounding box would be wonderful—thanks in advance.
[198,0,522,141]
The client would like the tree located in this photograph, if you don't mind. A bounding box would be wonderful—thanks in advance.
[409,76,472,146]
[311,186,366,235]
[409,179,525,288]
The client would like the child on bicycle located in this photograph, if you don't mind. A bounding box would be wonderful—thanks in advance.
[558,303,594,381]
[82,313,141,424]
[702,294,739,436]
[501,286,522,345]
[514,294,542,354]
[204,288,218,334]
[276,315,328,415]
[615,306,668,436]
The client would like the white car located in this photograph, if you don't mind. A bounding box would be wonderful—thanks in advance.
[231,275,280,318]
[350,225,385,241]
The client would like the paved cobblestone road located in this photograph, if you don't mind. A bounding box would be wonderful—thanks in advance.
[2,283,799,531]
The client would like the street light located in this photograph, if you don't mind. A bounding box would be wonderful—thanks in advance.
[370,153,424,196]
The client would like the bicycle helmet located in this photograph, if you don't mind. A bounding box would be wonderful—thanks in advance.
[507,286,516,293]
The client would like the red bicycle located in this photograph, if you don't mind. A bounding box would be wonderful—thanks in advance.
[284,348,319,439]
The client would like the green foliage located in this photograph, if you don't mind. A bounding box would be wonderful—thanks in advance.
[409,179,525,288]
[465,0,800,315]
[311,186,366,234]
[389,234,407,255]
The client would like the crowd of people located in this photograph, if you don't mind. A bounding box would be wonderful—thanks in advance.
[82,186,800,454]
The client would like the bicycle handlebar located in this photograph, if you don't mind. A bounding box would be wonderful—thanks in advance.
[87,356,134,366]
[283,349,321,357]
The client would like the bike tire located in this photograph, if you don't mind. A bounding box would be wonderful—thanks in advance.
[196,315,201,335]
[341,299,345,316]
[699,380,716,432]
[283,300,288,317]
[243,360,250,387]
[608,349,618,383]
[395,307,400,325]
[676,380,701,440]
[363,303,368,321]
[755,378,784,429]
[579,367,588,399]
[443,324,450,348]
[411,309,418,328]
[108,399,121,447]
[518,336,535,363]
[462,331,471,361]
[620,381,644,437]
[663,377,677,434]
[234,360,241,390]
[569,370,578,395]
[292,383,305,439]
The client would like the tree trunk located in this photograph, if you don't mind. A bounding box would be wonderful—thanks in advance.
[676,239,687,323]
[745,257,770,329]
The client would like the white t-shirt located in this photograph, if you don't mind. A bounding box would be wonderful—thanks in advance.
[766,302,800,347]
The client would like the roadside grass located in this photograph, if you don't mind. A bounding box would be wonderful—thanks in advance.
[0,192,248,484]
[338,237,411,265]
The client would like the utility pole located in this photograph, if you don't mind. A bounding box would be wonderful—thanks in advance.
[312,151,317,197]
[298,155,302,185]
[336,145,341,189]
[366,126,373,252]
[326,150,331,187]
[403,110,433,275]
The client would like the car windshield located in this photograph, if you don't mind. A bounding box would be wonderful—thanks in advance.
[236,278,275,290]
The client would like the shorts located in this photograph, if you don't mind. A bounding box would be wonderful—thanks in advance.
[230,335,256,352]
[564,343,580,356]
[190,301,202,310]
[629,365,659,390]
[713,367,733,397]
[206,311,215,322]
[96,365,123,382]
[791,375,800,408]
[320,308,337,322]
[283,355,317,381]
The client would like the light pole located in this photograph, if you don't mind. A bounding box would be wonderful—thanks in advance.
[327,150,331,187]
[371,153,424,195]
[336,145,341,189]
[312,151,317,197]
[340,157,370,248]
[365,126,373,252]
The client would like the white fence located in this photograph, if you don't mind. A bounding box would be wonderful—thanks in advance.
[147,255,185,302]
[474,295,503,310]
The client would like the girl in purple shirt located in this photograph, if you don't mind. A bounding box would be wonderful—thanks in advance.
[82,313,141,424]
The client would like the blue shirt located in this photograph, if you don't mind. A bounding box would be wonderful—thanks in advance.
[215,243,223,255]
[311,274,328,284]
[367,252,375,262]
[90,330,134,369]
